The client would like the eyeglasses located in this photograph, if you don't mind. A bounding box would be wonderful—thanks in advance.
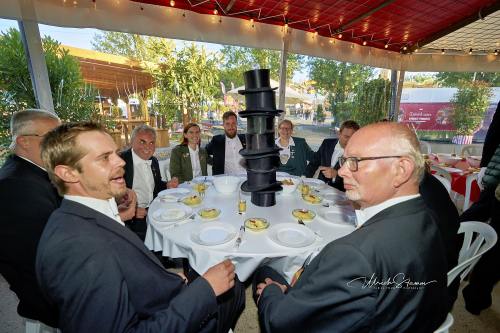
[339,155,402,172]
[21,134,45,138]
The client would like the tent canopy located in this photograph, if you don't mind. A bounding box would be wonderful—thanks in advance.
[1,0,499,72]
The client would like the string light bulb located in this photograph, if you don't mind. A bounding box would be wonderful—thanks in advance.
[170,0,175,6]
[384,43,389,49]
[362,40,367,46]
[338,33,343,39]
[213,8,218,15]
[495,49,499,56]
[468,48,473,55]
[403,46,407,51]
[441,49,445,54]
[314,31,318,37]
[250,18,254,28]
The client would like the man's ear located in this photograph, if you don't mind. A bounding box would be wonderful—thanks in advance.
[53,165,80,184]
[393,157,414,188]
[15,135,29,149]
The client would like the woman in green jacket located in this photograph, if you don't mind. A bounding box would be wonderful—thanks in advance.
[276,119,314,176]
[169,123,208,183]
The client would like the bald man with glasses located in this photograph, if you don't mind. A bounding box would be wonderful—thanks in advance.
[253,122,448,333]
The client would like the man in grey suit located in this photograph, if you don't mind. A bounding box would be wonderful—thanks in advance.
[37,122,244,333]
[254,122,448,332]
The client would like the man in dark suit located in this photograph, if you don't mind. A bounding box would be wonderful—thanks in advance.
[254,122,448,332]
[205,111,246,175]
[37,122,244,333]
[305,120,359,191]
[0,109,61,328]
[120,124,178,240]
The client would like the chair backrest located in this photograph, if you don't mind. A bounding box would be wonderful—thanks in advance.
[462,173,477,212]
[420,140,432,154]
[432,174,452,194]
[447,221,497,286]
[433,313,454,333]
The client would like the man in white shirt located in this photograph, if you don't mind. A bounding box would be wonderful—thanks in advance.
[305,120,360,191]
[254,122,448,332]
[37,122,244,333]
[206,111,247,175]
[120,124,178,240]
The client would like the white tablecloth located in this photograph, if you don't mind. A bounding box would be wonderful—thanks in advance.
[145,180,356,282]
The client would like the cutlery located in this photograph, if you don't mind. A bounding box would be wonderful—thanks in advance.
[297,219,322,238]
[233,225,245,250]
[322,203,330,207]
[165,214,196,229]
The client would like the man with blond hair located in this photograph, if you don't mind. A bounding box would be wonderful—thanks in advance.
[254,122,448,332]
[36,122,244,333]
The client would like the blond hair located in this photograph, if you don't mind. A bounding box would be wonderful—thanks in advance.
[41,122,107,195]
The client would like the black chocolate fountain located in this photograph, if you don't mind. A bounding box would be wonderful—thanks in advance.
[239,69,283,207]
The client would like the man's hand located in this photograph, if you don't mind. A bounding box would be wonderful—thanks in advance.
[167,177,179,189]
[202,259,235,296]
[117,189,137,221]
[256,278,287,303]
[319,166,337,179]
[135,207,148,219]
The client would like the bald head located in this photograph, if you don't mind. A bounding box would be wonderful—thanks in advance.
[338,122,424,208]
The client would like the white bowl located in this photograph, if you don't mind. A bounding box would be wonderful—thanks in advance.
[437,153,462,166]
[466,156,481,168]
[212,176,241,194]
[277,176,299,195]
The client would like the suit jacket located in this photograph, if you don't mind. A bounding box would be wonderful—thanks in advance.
[277,136,314,176]
[169,144,208,183]
[205,134,246,175]
[120,148,165,199]
[36,199,219,333]
[0,155,60,326]
[258,198,448,333]
[304,138,345,191]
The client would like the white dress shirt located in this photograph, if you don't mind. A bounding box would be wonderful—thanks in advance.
[275,137,295,157]
[330,141,344,168]
[224,135,246,175]
[188,145,202,178]
[354,194,420,228]
[65,195,124,226]
[131,149,154,208]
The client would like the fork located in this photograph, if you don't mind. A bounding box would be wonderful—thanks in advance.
[297,219,322,238]
[233,225,245,250]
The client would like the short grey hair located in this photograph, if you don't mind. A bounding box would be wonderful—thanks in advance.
[9,109,60,150]
[130,124,156,142]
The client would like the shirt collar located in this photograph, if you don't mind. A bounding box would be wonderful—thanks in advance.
[64,195,124,226]
[132,149,152,165]
[17,155,46,171]
[355,194,420,228]
[226,135,240,143]
[188,145,199,153]
[275,137,295,148]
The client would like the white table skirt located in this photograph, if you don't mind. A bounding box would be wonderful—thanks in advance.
[145,181,356,282]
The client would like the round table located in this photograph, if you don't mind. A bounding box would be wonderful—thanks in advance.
[145,178,356,282]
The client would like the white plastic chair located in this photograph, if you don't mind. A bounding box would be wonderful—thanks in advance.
[447,221,497,286]
[462,173,477,212]
[433,174,452,194]
[460,145,476,157]
[419,140,432,154]
[433,313,454,333]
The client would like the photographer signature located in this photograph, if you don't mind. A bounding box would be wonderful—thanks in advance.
[347,273,437,289]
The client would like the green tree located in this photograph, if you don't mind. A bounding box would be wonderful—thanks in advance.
[451,80,492,136]
[350,78,392,126]
[219,46,304,89]
[307,58,373,124]
[0,28,98,148]
[315,104,326,124]
[436,72,500,87]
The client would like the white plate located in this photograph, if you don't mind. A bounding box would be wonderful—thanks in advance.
[152,205,193,222]
[193,176,214,183]
[267,223,316,248]
[303,178,326,190]
[158,188,191,202]
[319,209,356,225]
[191,222,237,246]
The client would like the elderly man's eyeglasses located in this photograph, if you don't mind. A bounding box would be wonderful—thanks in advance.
[339,156,402,172]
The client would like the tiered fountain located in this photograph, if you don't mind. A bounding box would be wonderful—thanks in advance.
[239,69,283,207]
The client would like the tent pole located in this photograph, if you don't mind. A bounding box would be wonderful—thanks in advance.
[278,31,290,119]
[18,0,54,112]
[389,70,398,120]
[395,70,405,121]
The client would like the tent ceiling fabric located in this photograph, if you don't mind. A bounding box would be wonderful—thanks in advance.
[0,0,499,72]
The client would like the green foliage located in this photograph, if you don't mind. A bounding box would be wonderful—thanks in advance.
[219,46,304,88]
[307,58,373,125]
[451,80,492,136]
[315,104,326,123]
[436,72,500,87]
[350,78,392,126]
[0,28,99,148]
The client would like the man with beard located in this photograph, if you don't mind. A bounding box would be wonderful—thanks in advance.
[253,122,448,333]
[205,111,246,175]
[36,122,244,333]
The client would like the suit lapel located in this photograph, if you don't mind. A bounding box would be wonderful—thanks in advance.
[59,200,165,269]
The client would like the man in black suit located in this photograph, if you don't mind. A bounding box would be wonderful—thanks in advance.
[305,120,359,191]
[254,122,448,332]
[37,122,244,332]
[205,111,246,175]
[120,124,178,240]
[0,109,60,328]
